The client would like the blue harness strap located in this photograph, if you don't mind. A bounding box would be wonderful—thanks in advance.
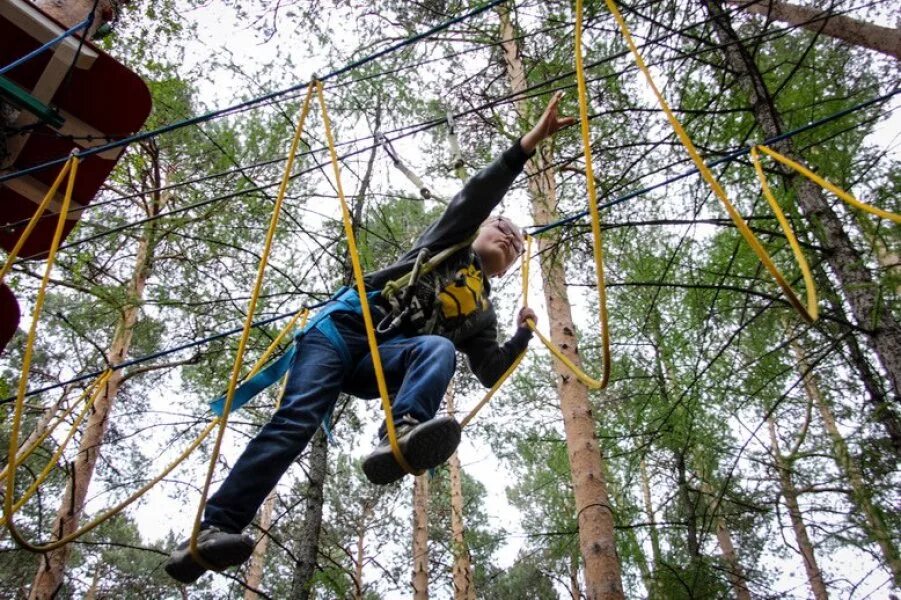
[209,287,379,416]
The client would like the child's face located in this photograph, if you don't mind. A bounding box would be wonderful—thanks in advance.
[472,217,524,277]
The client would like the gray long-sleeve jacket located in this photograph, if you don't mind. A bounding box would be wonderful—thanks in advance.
[363,140,533,387]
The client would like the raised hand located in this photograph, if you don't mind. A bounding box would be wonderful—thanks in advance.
[521,91,578,152]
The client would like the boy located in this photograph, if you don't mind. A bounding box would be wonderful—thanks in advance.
[166,92,574,583]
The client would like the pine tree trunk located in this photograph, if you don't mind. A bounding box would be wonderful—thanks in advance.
[446,387,475,600]
[244,490,276,600]
[28,146,165,600]
[698,480,753,600]
[33,0,130,38]
[703,0,901,404]
[290,429,329,600]
[822,294,901,453]
[639,458,663,597]
[353,503,371,600]
[766,417,829,600]
[411,474,430,600]
[728,0,901,60]
[569,551,582,600]
[498,8,624,598]
[787,334,900,585]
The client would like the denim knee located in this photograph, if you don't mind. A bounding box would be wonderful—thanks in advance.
[417,335,456,368]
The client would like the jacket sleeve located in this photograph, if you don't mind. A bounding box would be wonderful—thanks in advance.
[458,322,533,388]
[412,140,533,252]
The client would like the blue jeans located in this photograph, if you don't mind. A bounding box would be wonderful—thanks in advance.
[202,310,456,533]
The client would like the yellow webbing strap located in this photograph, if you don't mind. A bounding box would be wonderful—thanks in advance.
[2,306,307,551]
[750,147,818,320]
[315,80,419,477]
[757,144,901,224]
[573,0,611,389]
[508,0,611,392]
[189,82,318,570]
[0,157,74,283]
[604,0,818,324]
[4,156,80,550]
[0,371,111,527]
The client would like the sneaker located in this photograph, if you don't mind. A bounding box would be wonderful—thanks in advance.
[362,415,462,485]
[164,526,255,584]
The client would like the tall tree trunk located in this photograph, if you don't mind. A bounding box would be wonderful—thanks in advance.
[704,0,901,405]
[639,458,663,597]
[787,334,900,585]
[766,417,829,600]
[698,480,753,600]
[675,451,700,559]
[446,387,475,600]
[411,474,430,600]
[498,8,624,598]
[33,0,130,38]
[352,503,371,600]
[728,0,901,60]
[570,551,582,600]
[290,429,329,600]
[822,294,900,453]
[244,490,276,600]
[28,144,165,600]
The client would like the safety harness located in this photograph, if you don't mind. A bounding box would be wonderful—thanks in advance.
[210,235,477,416]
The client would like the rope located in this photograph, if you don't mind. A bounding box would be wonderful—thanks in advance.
[0,14,94,77]
[188,82,317,570]
[460,235,533,429]
[571,0,610,389]
[315,80,418,477]
[603,0,823,323]
[526,88,899,237]
[756,144,901,224]
[0,0,508,186]
[0,159,74,282]
[4,156,80,550]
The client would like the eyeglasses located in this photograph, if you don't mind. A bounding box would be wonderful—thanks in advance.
[490,217,524,255]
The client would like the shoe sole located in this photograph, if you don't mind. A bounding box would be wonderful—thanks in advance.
[362,417,461,485]
[165,536,255,584]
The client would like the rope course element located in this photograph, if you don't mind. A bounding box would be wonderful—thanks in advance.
[187,81,317,570]
[0,0,508,186]
[0,13,93,76]
[2,1,897,564]
[3,87,893,408]
[4,155,80,550]
[526,88,899,237]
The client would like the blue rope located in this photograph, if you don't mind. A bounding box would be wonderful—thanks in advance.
[0,0,508,185]
[0,14,94,77]
[526,88,900,236]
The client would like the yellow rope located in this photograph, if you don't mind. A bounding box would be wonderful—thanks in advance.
[0,372,111,527]
[460,235,534,428]
[0,371,111,483]
[315,80,419,476]
[571,0,612,389]
[189,82,318,570]
[750,147,818,320]
[603,0,817,324]
[4,156,80,549]
[757,144,901,224]
[0,158,73,283]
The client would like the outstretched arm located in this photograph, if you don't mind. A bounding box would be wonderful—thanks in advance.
[520,91,577,153]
